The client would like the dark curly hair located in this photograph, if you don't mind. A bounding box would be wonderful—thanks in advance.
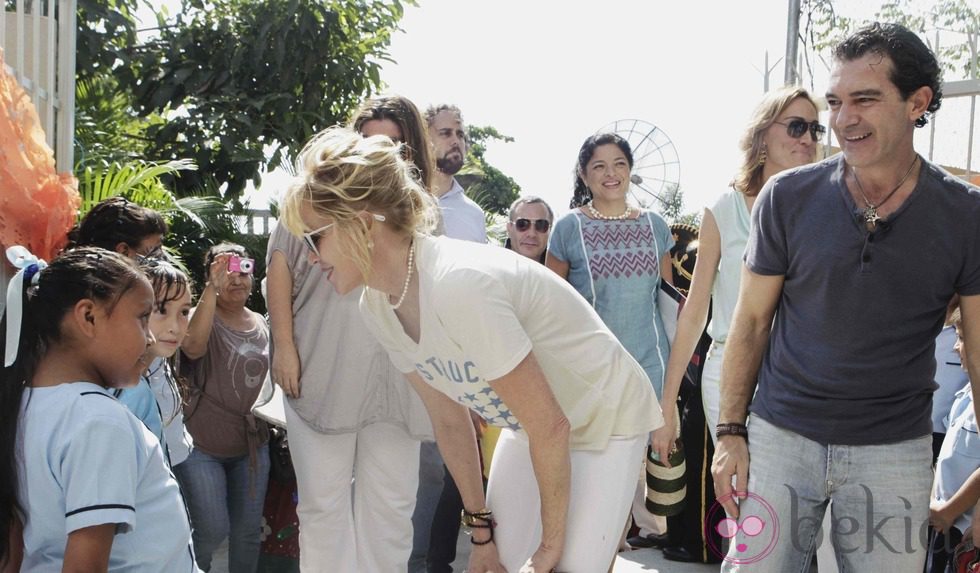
[570,133,634,208]
[69,197,168,253]
[834,22,942,128]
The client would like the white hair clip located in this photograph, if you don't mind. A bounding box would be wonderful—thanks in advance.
[5,246,47,367]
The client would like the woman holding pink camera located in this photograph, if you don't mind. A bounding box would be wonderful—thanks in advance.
[177,242,271,573]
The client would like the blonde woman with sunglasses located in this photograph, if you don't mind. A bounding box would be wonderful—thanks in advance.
[652,86,822,466]
[281,127,663,573]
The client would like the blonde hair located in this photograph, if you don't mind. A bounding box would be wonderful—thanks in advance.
[732,86,820,196]
[281,127,438,279]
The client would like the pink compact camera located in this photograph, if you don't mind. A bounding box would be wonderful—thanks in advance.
[228,255,255,274]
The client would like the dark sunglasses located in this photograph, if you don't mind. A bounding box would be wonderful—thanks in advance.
[774,119,826,141]
[513,218,551,233]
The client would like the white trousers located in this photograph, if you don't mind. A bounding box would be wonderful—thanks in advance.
[285,400,420,572]
[486,430,645,573]
[701,341,724,446]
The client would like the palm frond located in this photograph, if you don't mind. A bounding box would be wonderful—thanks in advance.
[76,159,198,215]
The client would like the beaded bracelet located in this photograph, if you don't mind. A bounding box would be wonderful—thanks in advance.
[716,422,749,441]
[461,508,495,546]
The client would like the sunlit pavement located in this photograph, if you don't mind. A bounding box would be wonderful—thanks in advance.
[209,535,727,571]
[450,535,722,572]
[613,548,721,572]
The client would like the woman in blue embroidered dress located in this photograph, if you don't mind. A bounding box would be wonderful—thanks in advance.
[547,133,674,397]
[546,132,675,545]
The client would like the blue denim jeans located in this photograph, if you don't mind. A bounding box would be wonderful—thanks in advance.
[409,440,445,573]
[719,416,933,572]
[174,445,270,573]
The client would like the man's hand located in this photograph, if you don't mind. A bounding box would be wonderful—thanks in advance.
[711,435,749,518]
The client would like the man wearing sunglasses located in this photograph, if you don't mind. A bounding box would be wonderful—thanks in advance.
[505,196,554,264]
[712,23,980,572]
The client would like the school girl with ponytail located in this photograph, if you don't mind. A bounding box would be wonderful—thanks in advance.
[0,247,197,572]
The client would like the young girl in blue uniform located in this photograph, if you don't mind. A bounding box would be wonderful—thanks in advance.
[928,306,980,573]
[116,258,195,468]
[0,247,197,571]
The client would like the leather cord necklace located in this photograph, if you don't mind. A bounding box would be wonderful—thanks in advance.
[850,154,919,232]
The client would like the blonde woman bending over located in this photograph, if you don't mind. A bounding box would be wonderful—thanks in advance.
[280,127,663,573]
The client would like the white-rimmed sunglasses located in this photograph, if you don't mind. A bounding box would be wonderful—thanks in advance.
[302,213,386,253]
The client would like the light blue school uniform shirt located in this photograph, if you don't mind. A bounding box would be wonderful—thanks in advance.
[935,385,980,534]
[116,372,166,451]
[548,210,674,397]
[932,325,970,433]
[17,382,198,572]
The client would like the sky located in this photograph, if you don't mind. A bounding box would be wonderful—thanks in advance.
[229,0,975,218]
[376,0,803,218]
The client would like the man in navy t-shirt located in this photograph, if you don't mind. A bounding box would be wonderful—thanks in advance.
[711,22,980,572]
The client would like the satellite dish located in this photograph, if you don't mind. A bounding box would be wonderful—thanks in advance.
[597,119,681,209]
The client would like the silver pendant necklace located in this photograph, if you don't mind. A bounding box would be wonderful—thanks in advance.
[850,155,919,232]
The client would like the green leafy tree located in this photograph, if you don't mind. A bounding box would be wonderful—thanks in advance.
[74,0,411,201]
[74,0,160,167]
[798,0,979,89]
[457,125,521,217]
[76,0,142,86]
[72,0,413,311]
[657,185,701,227]
[128,0,411,200]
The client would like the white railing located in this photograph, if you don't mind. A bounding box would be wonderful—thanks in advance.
[924,28,979,183]
[239,210,275,236]
[1,0,77,172]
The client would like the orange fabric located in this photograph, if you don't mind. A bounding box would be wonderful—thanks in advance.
[0,49,79,261]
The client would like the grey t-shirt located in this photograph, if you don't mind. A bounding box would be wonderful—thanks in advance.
[746,155,980,445]
[265,223,432,438]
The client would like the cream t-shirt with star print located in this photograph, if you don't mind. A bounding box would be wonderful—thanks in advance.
[360,234,662,451]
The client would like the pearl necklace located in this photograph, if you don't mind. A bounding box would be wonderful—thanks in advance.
[851,154,919,232]
[389,239,415,310]
[586,201,632,221]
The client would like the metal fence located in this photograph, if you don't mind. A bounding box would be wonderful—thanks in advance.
[2,0,77,172]
[924,28,979,182]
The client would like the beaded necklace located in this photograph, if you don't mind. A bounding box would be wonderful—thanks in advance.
[586,201,632,221]
[389,239,415,310]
